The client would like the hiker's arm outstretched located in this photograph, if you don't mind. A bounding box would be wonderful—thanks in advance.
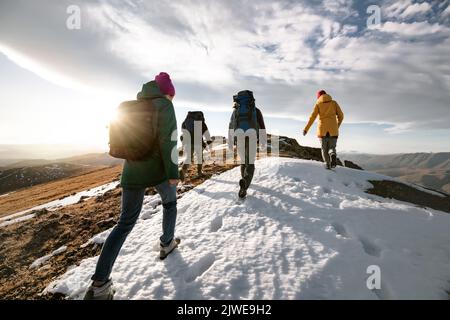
[336,102,344,128]
[256,108,266,130]
[256,108,267,148]
[202,122,212,143]
[304,104,319,134]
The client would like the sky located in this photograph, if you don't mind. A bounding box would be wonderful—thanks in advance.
[0,0,449,156]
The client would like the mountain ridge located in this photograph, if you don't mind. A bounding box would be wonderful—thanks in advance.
[342,152,450,193]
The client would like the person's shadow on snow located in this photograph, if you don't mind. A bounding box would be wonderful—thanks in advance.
[160,249,202,299]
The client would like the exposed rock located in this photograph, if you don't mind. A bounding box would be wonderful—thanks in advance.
[32,208,49,217]
[272,135,347,167]
[77,196,89,204]
[96,218,116,230]
[344,160,363,170]
[367,180,450,213]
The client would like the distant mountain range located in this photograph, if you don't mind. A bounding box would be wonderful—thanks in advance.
[0,144,106,166]
[341,152,450,194]
[0,153,123,195]
[2,147,449,197]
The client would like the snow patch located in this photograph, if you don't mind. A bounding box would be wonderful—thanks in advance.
[30,246,67,269]
[46,158,450,300]
[0,181,119,227]
[0,213,36,227]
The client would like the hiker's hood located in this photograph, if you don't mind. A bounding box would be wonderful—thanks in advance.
[317,94,332,103]
[137,81,166,99]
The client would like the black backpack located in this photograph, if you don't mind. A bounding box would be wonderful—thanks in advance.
[109,99,158,161]
[183,111,205,135]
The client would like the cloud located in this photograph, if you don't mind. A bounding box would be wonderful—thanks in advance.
[0,0,141,94]
[399,2,432,19]
[442,4,450,18]
[383,122,415,134]
[0,0,449,133]
[385,0,432,20]
[322,0,358,18]
[384,0,414,19]
[377,21,450,36]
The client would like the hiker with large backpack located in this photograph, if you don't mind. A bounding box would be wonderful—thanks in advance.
[179,111,212,180]
[84,72,180,300]
[228,90,266,199]
[303,90,344,170]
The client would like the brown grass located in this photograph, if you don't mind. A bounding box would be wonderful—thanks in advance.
[0,166,123,217]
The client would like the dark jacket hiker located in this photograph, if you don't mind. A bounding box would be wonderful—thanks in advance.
[180,111,212,180]
[228,90,266,199]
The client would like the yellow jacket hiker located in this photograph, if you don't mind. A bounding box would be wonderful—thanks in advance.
[303,90,344,170]
[304,92,344,138]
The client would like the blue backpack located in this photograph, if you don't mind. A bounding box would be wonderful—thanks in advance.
[232,90,258,132]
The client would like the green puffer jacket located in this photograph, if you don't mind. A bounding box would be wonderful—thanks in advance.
[120,81,179,189]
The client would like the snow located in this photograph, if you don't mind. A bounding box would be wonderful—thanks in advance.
[30,246,67,269]
[0,213,36,228]
[0,181,120,227]
[46,158,450,300]
[80,230,113,249]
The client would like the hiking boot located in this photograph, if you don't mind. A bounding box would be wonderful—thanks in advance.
[330,154,337,168]
[196,164,203,178]
[83,279,115,300]
[160,238,181,260]
[238,179,247,199]
[325,163,331,170]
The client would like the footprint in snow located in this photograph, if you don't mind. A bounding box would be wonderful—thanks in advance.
[331,222,349,238]
[141,209,160,220]
[358,235,382,257]
[210,216,223,232]
[371,278,394,300]
[184,253,216,283]
[322,187,331,194]
[195,188,206,194]
[177,205,189,214]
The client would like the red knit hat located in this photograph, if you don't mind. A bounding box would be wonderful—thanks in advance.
[317,90,326,99]
[155,72,175,97]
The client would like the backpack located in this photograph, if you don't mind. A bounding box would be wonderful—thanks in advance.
[231,90,258,132]
[183,111,205,136]
[109,99,158,161]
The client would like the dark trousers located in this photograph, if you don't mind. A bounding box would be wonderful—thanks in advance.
[91,182,177,282]
[238,138,256,189]
[182,143,204,175]
[240,164,255,189]
[320,136,338,167]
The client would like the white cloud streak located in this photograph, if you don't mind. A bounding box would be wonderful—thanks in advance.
[0,0,449,132]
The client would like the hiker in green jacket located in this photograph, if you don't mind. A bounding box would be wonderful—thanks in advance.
[84,73,180,300]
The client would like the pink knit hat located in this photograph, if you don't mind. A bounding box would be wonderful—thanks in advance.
[155,72,175,97]
[317,90,326,99]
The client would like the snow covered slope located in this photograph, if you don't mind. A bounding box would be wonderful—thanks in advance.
[46,158,450,300]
